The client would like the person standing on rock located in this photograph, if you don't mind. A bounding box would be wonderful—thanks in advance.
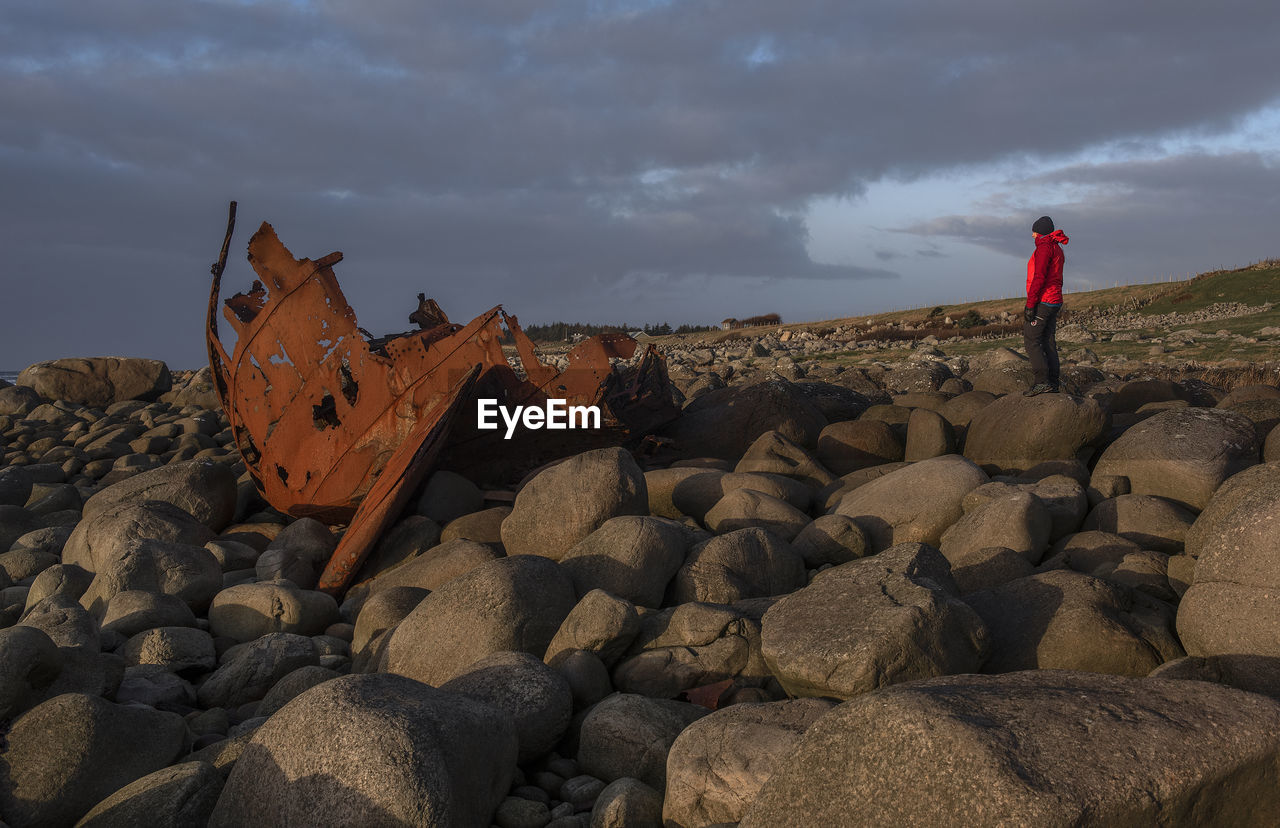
[1023,215,1069,396]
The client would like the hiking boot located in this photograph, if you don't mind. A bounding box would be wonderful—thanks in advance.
[1023,383,1054,397]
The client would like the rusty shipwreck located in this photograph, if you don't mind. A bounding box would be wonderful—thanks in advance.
[206,203,678,594]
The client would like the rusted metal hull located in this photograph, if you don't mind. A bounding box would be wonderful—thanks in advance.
[206,203,679,594]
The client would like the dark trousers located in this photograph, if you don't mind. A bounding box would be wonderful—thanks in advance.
[1023,302,1061,388]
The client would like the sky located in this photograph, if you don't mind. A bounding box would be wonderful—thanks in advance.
[2,0,1279,369]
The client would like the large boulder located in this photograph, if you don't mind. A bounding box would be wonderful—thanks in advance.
[761,543,988,699]
[1178,462,1280,695]
[1079,494,1197,554]
[382,555,577,686]
[62,500,215,573]
[1091,407,1260,510]
[196,633,320,709]
[964,570,1183,676]
[703,488,811,542]
[939,490,1052,565]
[733,430,836,489]
[740,671,1280,827]
[81,459,237,531]
[663,698,835,828]
[963,393,1107,475]
[0,693,187,827]
[668,528,806,605]
[0,384,46,416]
[208,673,516,827]
[18,357,172,406]
[360,538,502,597]
[0,625,63,720]
[208,580,341,642]
[75,761,224,828]
[834,455,989,552]
[439,651,572,762]
[815,419,904,475]
[79,537,223,615]
[501,447,648,560]
[612,599,775,700]
[660,378,828,460]
[576,693,708,791]
[558,516,689,607]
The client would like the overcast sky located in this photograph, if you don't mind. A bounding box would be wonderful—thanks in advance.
[3,0,1279,369]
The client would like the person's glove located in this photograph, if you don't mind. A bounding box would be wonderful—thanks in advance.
[1024,307,1037,324]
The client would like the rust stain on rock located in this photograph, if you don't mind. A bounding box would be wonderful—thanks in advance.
[206,202,678,594]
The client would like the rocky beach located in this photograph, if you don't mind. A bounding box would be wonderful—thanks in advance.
[2,297,1280,827]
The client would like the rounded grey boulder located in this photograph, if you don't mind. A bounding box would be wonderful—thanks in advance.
[208,673,517,827]
[440,650,573,762]
[383,555,577,686]
[502,447,648,561]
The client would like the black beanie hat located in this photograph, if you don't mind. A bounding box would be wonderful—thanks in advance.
[1032,216,1054,235]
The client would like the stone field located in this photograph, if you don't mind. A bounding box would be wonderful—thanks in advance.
[1,341,1280,827]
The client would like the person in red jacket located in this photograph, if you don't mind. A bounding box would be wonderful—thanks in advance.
[1023,215,1069,396]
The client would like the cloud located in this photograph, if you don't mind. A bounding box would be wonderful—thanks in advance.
[3,1,1280,366]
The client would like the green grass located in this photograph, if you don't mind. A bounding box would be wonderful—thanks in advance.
[1138,261,1280,316]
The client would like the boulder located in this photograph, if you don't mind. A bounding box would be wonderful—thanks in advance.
[351,586,429,669]
[81,458,237,531]
[502,448,648,561]
[254,517,338,590]
[120,626,217,674]
[668,528,805,605]
[704,488,811,542]
[0,384,45,416]
[75,761,224,828]
[62,500,215,573]
[816,419,906,477]
[576,693,708,791]
[100,590,198,638]
[208,673,516,827]
[946,546,1036,595]
[965,361,1035,395]
[940,490,1052,565]
[383,555,577,686]
[208,580,340,642]
[559,516,690,607]
[733,430,835,489]
[1177,462,1280,696]
[361,537,502,599]
[440,651,573,762]
[1091,407,1260,510]
[761,542,988,699]
[834,455,989,552]
[963,393,1107,475]
[590,778,663,828]
[79,537,223,615]
[663,698,836,828]
[1080,494,1197,554]
[612,599,775,700]
[413,470,484,524]
[544,589,642,668]
[660,379,828,460]
[196,633,320,709]
[790,514,870,568]
[903,407,956,461]
[644,467,714,519]
[938,389,997,428]
[964,570,1183,675]
[439,505,510,545]
[740,671,1280,827]
[257,665,342,717]
[17,357,172,406]
[0,625,63,720]
[0,693,186,827]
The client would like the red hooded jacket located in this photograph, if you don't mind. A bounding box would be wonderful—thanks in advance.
[1026,229,1068,308]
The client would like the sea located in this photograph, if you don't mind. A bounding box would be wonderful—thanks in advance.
[0,371,19,385]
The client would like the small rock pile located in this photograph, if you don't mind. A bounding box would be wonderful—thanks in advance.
[2,354,1280,826]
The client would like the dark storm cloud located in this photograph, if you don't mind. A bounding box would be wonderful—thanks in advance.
[3,0,1280,366]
